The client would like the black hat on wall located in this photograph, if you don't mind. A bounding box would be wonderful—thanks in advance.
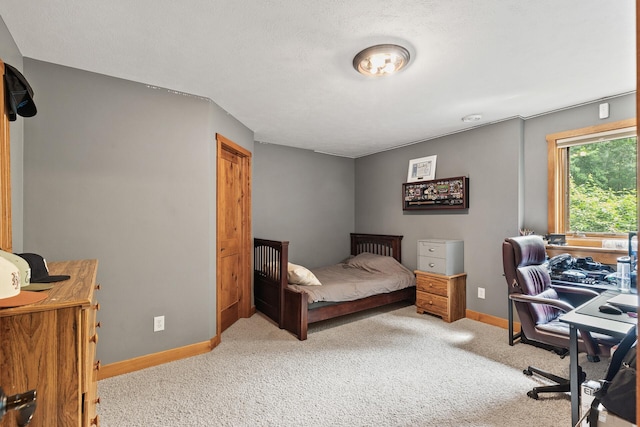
[4,62,37,121]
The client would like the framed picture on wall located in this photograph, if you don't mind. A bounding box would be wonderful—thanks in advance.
[407,155,437,182]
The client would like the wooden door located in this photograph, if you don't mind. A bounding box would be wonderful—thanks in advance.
[216,134,251,334]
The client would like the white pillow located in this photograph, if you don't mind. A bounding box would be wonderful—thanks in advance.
[287,262,322,286]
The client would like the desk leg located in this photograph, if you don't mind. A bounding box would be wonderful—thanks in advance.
[569,325,579,427]
[508,296,515,345]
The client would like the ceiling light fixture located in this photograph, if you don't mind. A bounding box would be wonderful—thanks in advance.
[353,44,410,77]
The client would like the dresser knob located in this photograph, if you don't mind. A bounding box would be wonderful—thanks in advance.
[95,397,101,405]
[91,414,99,425]
[93,302,100,311]
[90,334,99,344]
[429,248,435,252]
[429,263,435,267]
[95,360,101,371]
[96,321,102,329]
[95,284,101,291]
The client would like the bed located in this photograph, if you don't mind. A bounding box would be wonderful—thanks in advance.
[253,233,416,340]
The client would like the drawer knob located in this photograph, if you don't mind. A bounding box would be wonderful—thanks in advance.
[429,300,433,305]
[90,334,99,344]
[95,284,101,291]
[429,248,435,252]
[93,302,101,311]
[91,414,100,425]
[429,263,435,267]
[96,321,102,329]
[95,360,101,371]
[95,397,101,405]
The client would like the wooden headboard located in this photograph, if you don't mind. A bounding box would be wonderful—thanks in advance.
[350,233,403,263]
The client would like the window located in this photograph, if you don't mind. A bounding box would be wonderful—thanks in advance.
[547,118,637,250]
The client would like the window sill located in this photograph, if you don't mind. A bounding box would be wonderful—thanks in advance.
[545,244,627,266]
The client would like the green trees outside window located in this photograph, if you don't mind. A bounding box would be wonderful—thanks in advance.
[568,136,637,233]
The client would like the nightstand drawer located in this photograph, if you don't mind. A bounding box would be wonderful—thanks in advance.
[418,240,448,258]
[417,256,447,275]
[416,292,448,317]
[416,274,448,296]
[417,239,464,275]
[415,270,467,323]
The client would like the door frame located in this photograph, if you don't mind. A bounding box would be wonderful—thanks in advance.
[215,133,252,337]
[0,59,12,252]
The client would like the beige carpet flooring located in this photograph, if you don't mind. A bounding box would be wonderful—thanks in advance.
[98,303,609,426]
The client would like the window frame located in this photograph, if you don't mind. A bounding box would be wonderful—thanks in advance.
[547,118,637,256]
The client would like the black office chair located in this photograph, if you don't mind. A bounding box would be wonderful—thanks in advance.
[502,235,619,399]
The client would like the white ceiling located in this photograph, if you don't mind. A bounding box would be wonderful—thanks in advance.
[0,1,636,158]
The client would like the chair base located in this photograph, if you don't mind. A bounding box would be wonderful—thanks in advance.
[523,365,585,400]
[520,333,569,357]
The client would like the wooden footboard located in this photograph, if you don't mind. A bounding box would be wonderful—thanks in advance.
[253,233,413,340]
[283,288,308,340]
[253,238,289,328]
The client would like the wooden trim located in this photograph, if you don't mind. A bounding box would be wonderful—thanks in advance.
[97,309,508,381]
[98,339,217,380]
[547,118,637,237]
[465,309,521,332]
[0,58,12,252]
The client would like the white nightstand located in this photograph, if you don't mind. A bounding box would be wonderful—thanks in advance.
[417,239,464,275]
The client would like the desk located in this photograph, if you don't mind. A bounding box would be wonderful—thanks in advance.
[559,291,636,427]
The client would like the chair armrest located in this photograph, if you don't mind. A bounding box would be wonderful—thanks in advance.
[509,293,575,313]
[510,291,605,358]
[550,284,600,299]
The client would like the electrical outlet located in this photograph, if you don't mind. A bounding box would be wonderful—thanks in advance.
[154,315,165,332]
[478,287,486,299]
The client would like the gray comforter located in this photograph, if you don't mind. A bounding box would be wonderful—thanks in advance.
[287,252,416,304]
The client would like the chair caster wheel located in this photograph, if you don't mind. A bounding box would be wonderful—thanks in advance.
[527,390,539,400]
[523,369,533,376]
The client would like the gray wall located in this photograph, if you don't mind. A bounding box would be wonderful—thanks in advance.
[355,119,523,317]
[0,16,24,252]
[3,14,636,363]
[523,94,636,233]
[22,59,253,365]
[354,93,636,319]
[253,143,355,267]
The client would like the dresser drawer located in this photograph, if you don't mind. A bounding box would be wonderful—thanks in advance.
[417,256,447,275]
[416,292,448,318]
[415,270,467,323]
[82,295,100,394]
[416,274,448,297]
[417,240,448,258]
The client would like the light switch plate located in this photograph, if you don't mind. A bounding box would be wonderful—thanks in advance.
[599,103,609,119]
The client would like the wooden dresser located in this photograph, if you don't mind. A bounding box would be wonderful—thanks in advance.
[415,270,466,322]
[0,259,100,427]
